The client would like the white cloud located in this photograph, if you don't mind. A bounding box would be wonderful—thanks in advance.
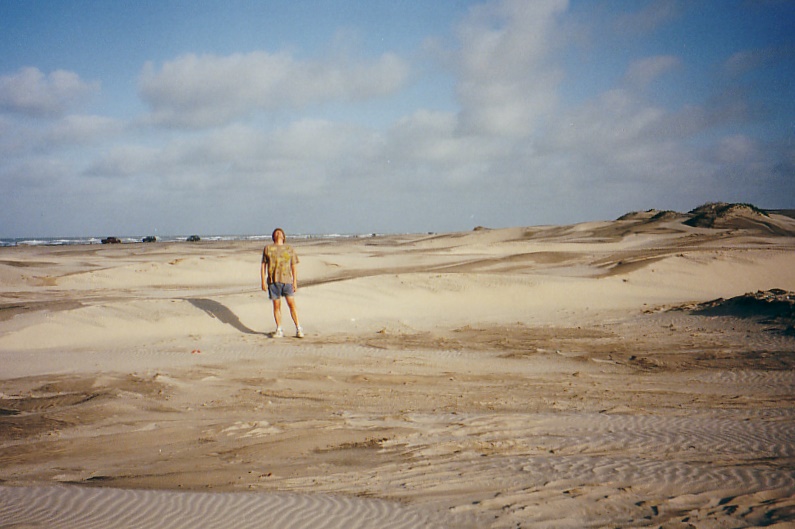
[453,0,567,137]
[624,55,680,88]
[722,46,792,78]
[724,50,767,77]
[0,67,100,116]
[613,0,681,35]
[712,134,760,164]
[85,144,161,179]
[84,120,380,198]
[0,114,124,162]
[388,110,459,163]
[534,85,719,209]
[549,89,665,150]
[138,51,410,128]
[383,109,511,188]
[269,119,374,161]
[1,157,71,189]
[0,115,35,155]
[45,115,125,145]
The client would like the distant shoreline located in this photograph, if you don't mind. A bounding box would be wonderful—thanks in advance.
[4,204,793,247]
[0,232,390,247]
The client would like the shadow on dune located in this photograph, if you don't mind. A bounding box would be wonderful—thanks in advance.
[185,298,259,335]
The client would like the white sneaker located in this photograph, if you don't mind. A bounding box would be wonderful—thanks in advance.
[296,326,304,338]
[274,327,284,338]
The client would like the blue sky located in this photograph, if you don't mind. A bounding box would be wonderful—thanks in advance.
[1,0,793,237]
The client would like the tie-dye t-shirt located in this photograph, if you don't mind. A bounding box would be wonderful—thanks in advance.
[263,244,299,284]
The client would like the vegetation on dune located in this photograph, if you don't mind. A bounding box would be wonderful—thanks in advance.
[688,202,769,218]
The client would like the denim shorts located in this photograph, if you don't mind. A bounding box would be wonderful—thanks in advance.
[268,282,295,300]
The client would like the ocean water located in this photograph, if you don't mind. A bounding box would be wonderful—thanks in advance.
[0,233,373,247]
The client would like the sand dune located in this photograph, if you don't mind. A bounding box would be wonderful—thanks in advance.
[1,212,794,528]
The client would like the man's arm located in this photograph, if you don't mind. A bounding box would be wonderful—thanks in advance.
[261,250,268,291]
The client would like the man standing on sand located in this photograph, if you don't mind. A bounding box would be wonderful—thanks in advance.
[261,228,304,338]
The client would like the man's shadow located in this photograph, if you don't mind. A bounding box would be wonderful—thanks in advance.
[185,298,260,335]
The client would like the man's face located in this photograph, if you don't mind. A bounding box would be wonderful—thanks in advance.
[274,230,285,244]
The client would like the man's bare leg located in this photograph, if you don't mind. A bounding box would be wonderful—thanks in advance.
[285,296,303,337]
[285,296,300,327]
[272,299,282,335]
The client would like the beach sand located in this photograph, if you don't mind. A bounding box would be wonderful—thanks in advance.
[1,210,794,528]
